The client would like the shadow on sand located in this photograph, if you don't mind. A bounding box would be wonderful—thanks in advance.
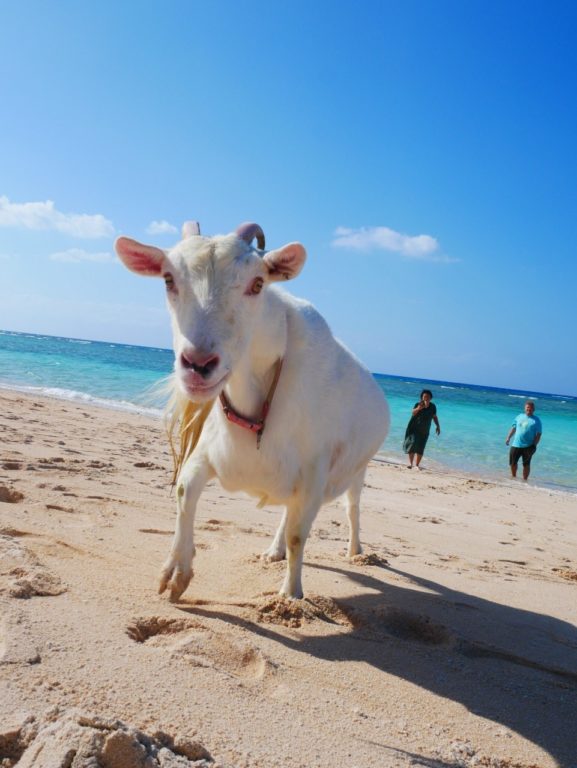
[179,563,577,767]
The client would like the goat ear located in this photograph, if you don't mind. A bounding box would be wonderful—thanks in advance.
[263,243,306,282]
[115,237,165,276]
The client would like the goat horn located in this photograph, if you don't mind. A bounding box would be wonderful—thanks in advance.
[235,222,265,250]
[182,221,201,239]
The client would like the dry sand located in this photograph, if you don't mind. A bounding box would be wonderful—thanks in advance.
[0,389,576,768]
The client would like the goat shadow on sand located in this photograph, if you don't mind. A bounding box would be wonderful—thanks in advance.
[178,564,577,768]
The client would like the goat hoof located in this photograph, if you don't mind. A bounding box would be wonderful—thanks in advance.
[169,585,185,603]
[159,566,192,601]
[279,586,304,601]
[261,548,286,563]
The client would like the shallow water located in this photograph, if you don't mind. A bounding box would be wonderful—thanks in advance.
[376,374,577,493]
[1,329,576,493]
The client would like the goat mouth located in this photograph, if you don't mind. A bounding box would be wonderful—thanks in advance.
[179,372,229,400]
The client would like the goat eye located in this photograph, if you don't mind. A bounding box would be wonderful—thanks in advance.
[163,273,175,291]
[247,277,264,296]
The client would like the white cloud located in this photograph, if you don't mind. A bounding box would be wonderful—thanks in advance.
[146,219,178,235]
[0,195,114,238]
[332,225,459,263]
[50,248,116,264]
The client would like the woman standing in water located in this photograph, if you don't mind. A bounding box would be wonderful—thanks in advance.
[403,389,441,469]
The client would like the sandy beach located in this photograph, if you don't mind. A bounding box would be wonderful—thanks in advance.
[1,389,576,768]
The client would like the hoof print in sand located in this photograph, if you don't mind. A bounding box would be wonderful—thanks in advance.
[0,485,24,503]
[256,594,355,629]
[1,709,213,768]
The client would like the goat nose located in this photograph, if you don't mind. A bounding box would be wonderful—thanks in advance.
[180,349,220,378]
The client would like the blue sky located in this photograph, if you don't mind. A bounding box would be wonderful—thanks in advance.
[1,0,576,395]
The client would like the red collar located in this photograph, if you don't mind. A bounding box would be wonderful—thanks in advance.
[219,358,283,449]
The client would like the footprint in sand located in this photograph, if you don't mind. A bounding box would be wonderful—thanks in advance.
[175,632,274,679]
[126,615,274,680]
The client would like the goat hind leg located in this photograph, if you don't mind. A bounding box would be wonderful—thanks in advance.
[345,467,366,558]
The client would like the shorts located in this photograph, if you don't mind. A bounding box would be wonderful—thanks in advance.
[509,445,536,467]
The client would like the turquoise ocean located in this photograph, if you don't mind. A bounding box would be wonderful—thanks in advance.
[1,329,576,494]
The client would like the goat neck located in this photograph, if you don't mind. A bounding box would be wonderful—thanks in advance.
[222,292,287,421]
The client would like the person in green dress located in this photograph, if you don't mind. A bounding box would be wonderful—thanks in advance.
[403,389,441,469]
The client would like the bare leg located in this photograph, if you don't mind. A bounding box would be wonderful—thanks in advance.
[159,456,214,601]
[414,453,423,468]
[408,452,414,468]
[345,468,366,557]
[523,464,531,480]
[511,463,518,478]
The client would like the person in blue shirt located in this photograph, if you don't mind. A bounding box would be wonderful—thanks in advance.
[505,400,542,480]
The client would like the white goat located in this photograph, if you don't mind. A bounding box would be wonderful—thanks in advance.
[115,222,389,600]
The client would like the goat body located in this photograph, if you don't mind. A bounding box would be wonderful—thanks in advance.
[115,223,390,599]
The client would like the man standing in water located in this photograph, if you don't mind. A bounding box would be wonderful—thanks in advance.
[505,400,542,480]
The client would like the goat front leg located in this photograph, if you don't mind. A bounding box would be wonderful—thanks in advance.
[261,509,287,562]
[159,456,214,602]
[279,486,324,599]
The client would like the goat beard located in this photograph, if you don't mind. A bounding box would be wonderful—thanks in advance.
[167,392,215,485]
